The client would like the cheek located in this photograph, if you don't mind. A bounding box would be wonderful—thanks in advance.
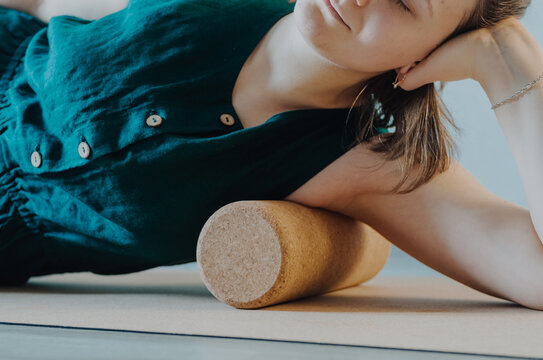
[352,20,433,71]
[293,1,431,72]
[348,20,415,71]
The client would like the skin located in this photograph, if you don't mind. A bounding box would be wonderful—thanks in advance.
[256,0,478,111]
[5,0,543,310]
[9,0,477,111]
[287,13,543,310]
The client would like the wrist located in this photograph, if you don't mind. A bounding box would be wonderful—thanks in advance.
[473,21,543,107]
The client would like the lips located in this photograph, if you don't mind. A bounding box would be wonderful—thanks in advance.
[325,0,350,30]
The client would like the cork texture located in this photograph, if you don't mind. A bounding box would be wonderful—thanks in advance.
[197,200,391,309]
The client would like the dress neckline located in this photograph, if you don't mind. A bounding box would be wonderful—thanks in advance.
[227,8,353,131]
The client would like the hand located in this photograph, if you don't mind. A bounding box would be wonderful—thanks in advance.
[396,17,543,95]
[394,25,486,91]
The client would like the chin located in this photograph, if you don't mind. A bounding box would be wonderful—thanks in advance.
[294,0,340,56]
[295,0,338,41]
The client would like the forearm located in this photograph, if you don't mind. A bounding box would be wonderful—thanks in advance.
[36,0,129,24]
[0,0,41,16]
[475,22,543,240]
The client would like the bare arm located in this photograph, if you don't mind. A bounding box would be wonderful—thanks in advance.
[325,158,543,311]
[0,0,41,16]
[36,0,129,24]
[476,20,543,242]
[300,19,543,310]
[397,17,543,243]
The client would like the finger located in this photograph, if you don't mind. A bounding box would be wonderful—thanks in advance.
[398,56,435,91]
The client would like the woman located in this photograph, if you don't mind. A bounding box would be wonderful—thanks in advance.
[1,0,543,310]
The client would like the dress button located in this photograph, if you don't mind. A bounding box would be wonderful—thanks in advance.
[220,113,236,126]
[146,114,163,127]
[78,141,91,159]
[31,151,42,168]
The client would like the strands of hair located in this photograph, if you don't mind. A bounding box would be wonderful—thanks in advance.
[345,0,532,194]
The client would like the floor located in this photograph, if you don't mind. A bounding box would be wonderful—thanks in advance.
[1,246,537,360]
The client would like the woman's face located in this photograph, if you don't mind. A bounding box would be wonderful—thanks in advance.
[293,0,478,74]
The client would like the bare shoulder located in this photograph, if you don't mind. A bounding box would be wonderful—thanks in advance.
[284,135,404,209]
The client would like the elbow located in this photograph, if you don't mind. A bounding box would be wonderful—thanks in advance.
[514,294,543,311]
[507,263,543,311]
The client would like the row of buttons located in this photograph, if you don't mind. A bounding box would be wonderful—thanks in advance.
[29,113,237,168]
[31,139,93,168]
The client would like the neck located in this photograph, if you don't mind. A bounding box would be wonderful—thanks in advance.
[261,13,379,110]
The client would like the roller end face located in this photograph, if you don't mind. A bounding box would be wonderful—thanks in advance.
[197,201,283,309]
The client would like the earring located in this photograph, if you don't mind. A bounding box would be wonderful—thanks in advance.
[392,73,407,89]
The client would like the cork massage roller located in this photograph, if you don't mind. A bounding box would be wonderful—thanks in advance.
[197,200,391,309]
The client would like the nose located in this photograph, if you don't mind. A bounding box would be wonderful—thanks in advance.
[354,0,368,6]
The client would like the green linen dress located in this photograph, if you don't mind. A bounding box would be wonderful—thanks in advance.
[0,0,390,286]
